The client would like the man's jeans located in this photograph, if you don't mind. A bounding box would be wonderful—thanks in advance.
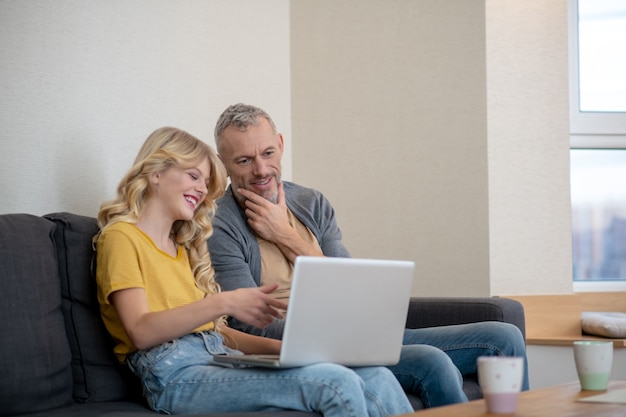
[387,321,529,408]
[127,332,413,416]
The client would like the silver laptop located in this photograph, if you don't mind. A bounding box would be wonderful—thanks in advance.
[213,256,414,368]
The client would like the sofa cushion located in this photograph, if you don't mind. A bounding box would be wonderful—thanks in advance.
[0,214,73,415]
[45,212,141,403]
[582,311,626,338]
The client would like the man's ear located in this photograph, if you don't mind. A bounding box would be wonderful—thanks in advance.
[277,133,285,152]
[217,153,232,177]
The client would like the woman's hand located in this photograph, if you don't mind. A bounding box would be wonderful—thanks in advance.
[218,283,287,329]
[109,283,287,351]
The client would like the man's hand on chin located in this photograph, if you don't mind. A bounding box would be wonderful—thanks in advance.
[238,183,291,243]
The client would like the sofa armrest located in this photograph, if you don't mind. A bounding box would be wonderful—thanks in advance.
[404,297,526,339]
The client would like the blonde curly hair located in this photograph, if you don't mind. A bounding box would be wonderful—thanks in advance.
[95,127,227,304]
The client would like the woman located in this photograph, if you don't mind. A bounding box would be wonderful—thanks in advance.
[94,127,412,416]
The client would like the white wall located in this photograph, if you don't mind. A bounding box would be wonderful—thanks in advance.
[0,0,292,217]
[486,0,572,295]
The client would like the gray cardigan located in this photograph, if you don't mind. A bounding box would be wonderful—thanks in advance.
[208,181,350,338]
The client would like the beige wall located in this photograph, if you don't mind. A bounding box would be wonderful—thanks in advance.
[0,0,572,296]
[291,0,572,296]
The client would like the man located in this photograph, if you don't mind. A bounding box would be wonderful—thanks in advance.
[208,103,529,408]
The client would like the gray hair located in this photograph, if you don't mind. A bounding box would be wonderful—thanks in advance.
[213,103,277,153]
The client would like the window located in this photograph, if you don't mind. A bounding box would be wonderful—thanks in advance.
[569,0,626,141]
[577,2,626,113]
[571,150,626,281]
[569,0,626,290]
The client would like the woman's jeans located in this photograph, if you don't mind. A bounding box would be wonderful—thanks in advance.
[126,332,413,416]
[386,321,529,408]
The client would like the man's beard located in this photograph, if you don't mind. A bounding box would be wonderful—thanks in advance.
[265,191,278,204]
[235,174,280,205]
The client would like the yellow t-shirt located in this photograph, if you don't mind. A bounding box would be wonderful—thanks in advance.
[95,222,214,363]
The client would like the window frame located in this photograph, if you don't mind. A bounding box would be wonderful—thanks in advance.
[568,0,626,146]
[569,0,626,291]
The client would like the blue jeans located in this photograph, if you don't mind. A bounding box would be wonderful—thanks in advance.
[126,332,413,416]
[387,321,529,408]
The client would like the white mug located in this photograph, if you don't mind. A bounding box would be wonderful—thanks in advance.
[573,341,613,390]
[478,356,524,414]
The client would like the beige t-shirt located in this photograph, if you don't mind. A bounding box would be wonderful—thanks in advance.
[257,208,322,308]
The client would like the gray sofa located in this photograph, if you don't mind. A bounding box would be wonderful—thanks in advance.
[0,212,526,416]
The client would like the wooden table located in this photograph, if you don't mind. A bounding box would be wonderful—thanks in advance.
[400,381,626,416]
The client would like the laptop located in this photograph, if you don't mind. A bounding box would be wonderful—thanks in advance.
[213,256,414,368]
